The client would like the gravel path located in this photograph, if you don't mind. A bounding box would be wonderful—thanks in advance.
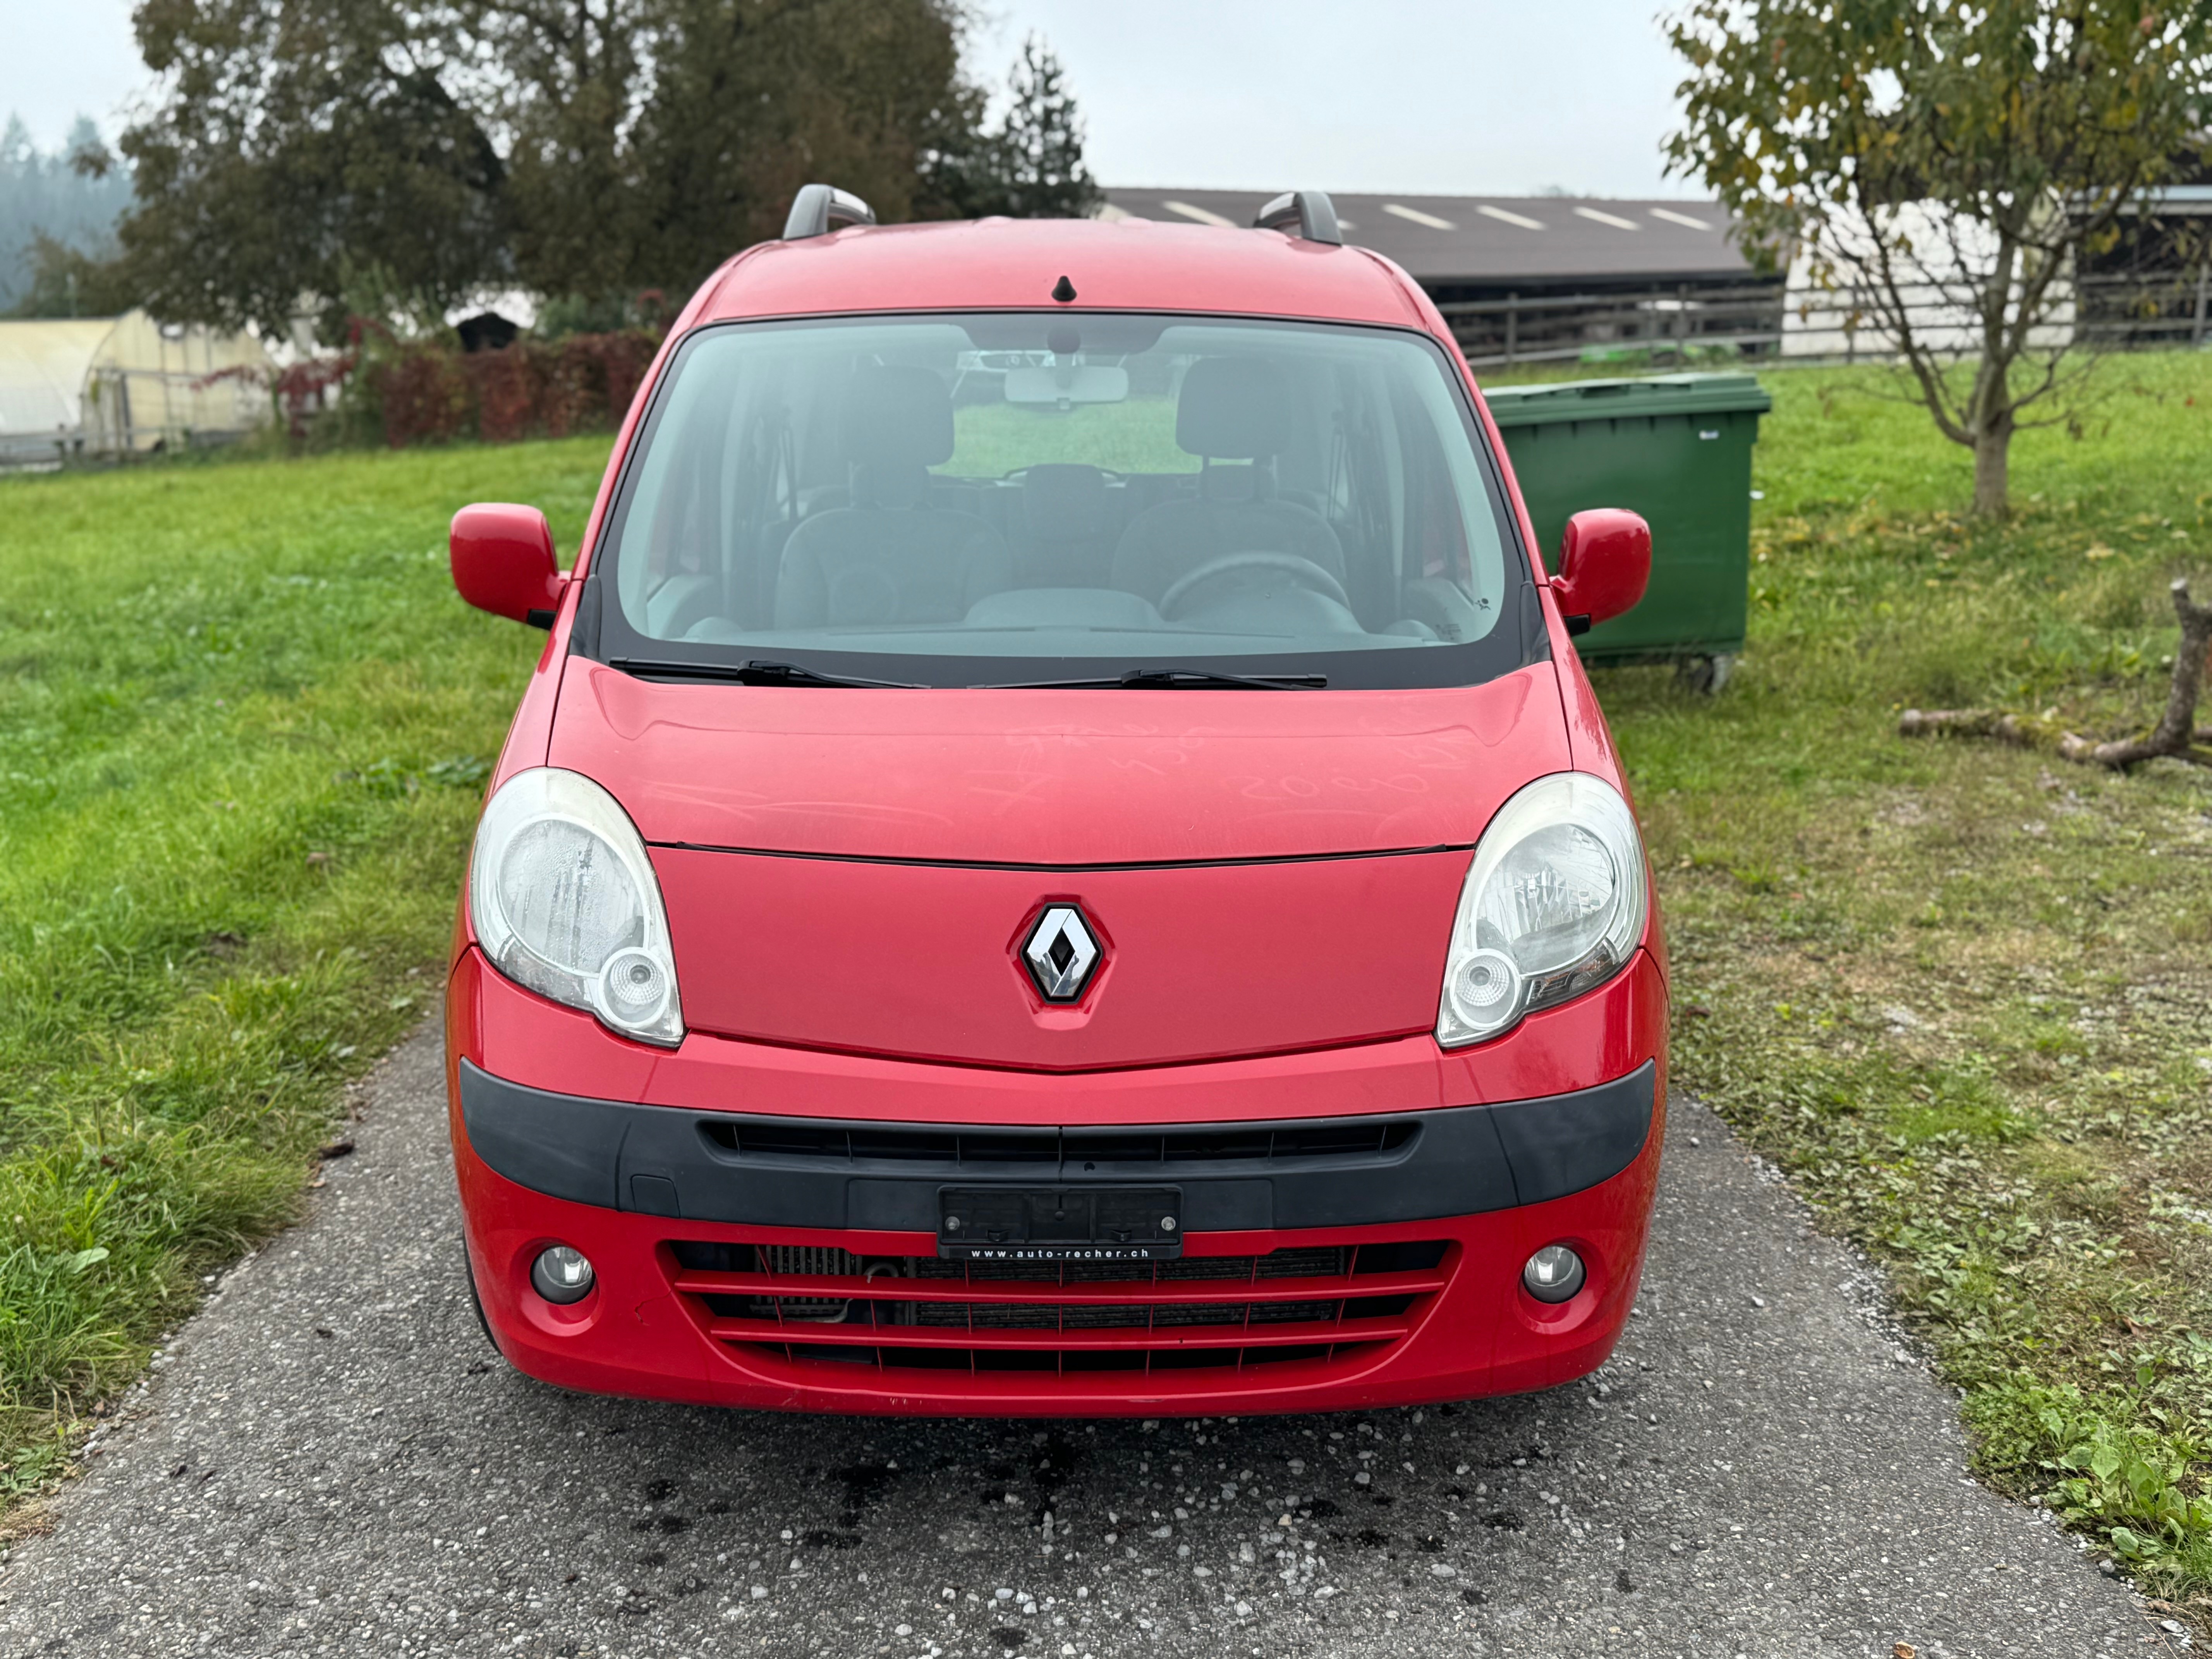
[0,1028,2164,1659]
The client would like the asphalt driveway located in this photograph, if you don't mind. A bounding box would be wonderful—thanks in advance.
[0,1029,2164,1658]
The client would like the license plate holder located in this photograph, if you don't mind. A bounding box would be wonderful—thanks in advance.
[937,1186,1182,1261]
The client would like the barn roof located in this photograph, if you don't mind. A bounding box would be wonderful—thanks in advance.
[1100,189,1755,288]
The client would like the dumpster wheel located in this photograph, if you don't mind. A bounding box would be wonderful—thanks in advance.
[1677,653,1736,696]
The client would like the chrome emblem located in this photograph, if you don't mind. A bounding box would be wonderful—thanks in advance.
[1022,905,1101,1002]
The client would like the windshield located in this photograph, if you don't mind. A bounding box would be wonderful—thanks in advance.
[586,313,1534,689]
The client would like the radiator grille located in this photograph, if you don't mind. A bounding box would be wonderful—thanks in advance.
[660,1238,1453,1381]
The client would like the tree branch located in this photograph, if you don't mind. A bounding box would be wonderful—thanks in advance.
[1901,579,2212,771]
[2057,579,2212,768]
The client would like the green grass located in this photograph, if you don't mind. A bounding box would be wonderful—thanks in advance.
[947,397,1195,476]
[1595,347,2212,1623]
[1,355,2208,1628]
[0,438,611,1512]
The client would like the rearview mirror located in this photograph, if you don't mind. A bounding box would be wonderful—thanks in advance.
[452,503,565,628]
[1551,509,1652,635]
[1003,365,1130,407]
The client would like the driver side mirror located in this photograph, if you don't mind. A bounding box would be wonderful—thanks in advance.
[451,503,566,628]
[1550,509,1651,636]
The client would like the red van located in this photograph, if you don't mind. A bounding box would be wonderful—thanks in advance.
[446,186,1663,1416]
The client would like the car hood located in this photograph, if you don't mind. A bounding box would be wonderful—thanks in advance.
[549,657,1568,866]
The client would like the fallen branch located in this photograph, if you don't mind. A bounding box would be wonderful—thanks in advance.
[1897,709,2041,745]
[2054,579,2212,767]
[1899,576,2212,770]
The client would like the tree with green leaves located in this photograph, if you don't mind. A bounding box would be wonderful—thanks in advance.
[615,0,982,296]
[1666,1,2212,516]
[105,1,1094,341]
[0,115,138,314]
[117,1,507,340]
[925,36,1101,222]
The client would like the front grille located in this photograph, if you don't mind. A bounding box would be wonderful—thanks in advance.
[660,1238,1453,1380]
[696,1117,1419,1169]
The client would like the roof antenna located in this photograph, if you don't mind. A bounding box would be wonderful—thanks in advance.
[1051,275,1078,304]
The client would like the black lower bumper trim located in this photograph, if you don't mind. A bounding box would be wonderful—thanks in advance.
[456,1059,1656,1232]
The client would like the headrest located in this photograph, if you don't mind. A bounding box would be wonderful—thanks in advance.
[1176,357,1294,460]
[1022,464,1110,541]
[1198,462,1270,503]
[842,366,955,471]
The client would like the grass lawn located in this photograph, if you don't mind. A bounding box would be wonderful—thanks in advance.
[0,438,610,1515]
[1600,349,2212,1621]
[0,354,2207,1625]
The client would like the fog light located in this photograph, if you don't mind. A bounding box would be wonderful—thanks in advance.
[1522,1245,1585,1304]
[531,1245,595,1305]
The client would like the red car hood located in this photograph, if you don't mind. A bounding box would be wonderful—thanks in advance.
[549,658,1567,866]
[547,659,1569,1068]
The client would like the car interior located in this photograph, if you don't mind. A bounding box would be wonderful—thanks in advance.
[607,316,1515,662]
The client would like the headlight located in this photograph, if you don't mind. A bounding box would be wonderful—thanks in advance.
[468,768,685,1047]
[1436,772,1647,1048]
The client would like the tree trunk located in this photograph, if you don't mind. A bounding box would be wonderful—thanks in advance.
[1972,425,2011,518]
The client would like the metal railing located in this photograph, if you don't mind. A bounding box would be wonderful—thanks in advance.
[1436,269,2212,370]
[1436,283,1787,368]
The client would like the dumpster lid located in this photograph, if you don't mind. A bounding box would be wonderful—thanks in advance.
[1480,372,1772,427]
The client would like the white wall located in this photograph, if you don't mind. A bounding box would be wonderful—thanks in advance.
[1781,201,2075,359]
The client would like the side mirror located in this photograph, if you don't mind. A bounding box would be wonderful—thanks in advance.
[1551,508,1651,636]
[451,503,565,628]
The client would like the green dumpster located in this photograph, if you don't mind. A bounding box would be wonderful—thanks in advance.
[1483,373,1772,681]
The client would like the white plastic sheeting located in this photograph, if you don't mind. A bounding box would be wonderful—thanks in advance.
[0,311,274,463]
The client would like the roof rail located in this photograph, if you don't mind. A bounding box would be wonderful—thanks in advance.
[783,184,877,241]
[1254,191,1343,247]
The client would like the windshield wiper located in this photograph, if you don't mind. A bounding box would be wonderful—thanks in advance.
[606,657,925,689]
[986,667,1328,691]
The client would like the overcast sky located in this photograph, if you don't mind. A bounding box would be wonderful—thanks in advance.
[1,0,1699,199]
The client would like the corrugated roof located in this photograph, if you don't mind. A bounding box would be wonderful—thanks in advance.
[1101,190,1753,287]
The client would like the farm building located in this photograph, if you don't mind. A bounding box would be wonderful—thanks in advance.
[1099,188,1780,368]
[1102,186,2211,365]
[0,310,273,466]
[2075,182,2212,349]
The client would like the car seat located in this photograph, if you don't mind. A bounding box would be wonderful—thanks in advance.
[1018,463,1118,587]
[775,367,1013,628]
[1109,357,1345,608]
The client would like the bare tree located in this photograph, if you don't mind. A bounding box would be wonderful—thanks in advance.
[1666,0,2212,517]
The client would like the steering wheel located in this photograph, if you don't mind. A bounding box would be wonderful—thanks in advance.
[1157,552,1352,620]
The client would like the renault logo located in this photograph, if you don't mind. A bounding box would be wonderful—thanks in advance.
[1022,905,1101,1002]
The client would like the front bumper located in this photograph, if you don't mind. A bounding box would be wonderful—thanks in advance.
[447,946,1667,1415]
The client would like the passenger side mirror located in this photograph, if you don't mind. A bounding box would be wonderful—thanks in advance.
[1551,509,1651,636]
[451,503,566,628]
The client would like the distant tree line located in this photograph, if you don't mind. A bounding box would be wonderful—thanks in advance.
[69,1,1100,342]
[0,118,137,316]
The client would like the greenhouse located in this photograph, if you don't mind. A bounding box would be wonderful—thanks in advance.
[0,309,273,465]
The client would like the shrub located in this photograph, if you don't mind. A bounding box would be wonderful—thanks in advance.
[463,345,542,445]
[371,344,471,448]
[357,328,659,449]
